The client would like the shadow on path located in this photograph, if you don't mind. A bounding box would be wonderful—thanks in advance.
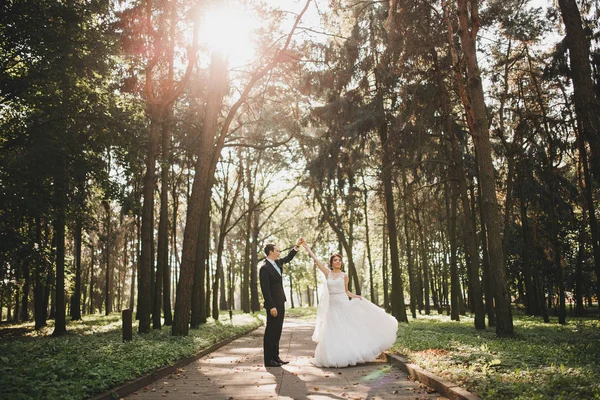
[126,318,444,399]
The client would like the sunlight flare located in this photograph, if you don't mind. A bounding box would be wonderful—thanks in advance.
[199,2,259,65]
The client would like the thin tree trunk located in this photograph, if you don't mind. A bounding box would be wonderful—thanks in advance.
[34,218,47,329]
[447,182,460,321]
[242,208,251,313]
[20,260,30,322]
[379,109,408,323]
[401,171,417,319]
[250,186,261,312]
[103,201,112,316]
[71,218,83,321]
[52,164,67,336]
[154,110,173,329]
[129,228,136,312]
[382,219,390,311]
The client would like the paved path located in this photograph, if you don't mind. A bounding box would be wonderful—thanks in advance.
[125,319,446,400]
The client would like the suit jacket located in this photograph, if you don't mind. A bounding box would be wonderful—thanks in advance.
[259,248,298,311]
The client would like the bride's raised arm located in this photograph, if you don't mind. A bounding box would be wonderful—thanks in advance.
[302,244,330,277]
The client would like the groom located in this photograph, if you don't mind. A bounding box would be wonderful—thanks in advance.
[259,238,304,367]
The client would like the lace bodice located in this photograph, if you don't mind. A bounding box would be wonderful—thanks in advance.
[326,272,347,305]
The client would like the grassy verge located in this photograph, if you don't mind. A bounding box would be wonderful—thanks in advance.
[391,311,600,400]
[286,306,318,320]
[0,312,262,400]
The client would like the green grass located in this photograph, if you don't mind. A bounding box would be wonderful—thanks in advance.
[391,311,600,400]
[286,305,318,320]
[0,312,262,400]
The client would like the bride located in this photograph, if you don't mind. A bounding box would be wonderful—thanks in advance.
[303,243,398,368]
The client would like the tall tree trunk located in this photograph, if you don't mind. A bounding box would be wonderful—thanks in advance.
[558,0,600,319]
[34,218,47,329]
[71,217,83,321]
[139,117,160,332]
[447,182,460,321]
[557,0,600,180]
[362,182,376,301]
[154,110,173,329]
[519,199,537,315]
[401,171,417,319]
[242,207,251,313]
[450,0,513,335]
[473,180,495,326]
[382,219,390,311]
[171,166,180,312]
[19,260,30,322]
[52,165,67,336]
[250,182,261,312]
[414,204,431,315]
[379,111,408,323]
[102,201,112,316]
[219,265,227,311]
[435,47,485,327]
[212,171,241,320]
[579,138,600,318]
[178,49,226,333]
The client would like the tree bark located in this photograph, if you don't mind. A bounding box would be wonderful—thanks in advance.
[154,108,173,329]
[173,50,227,335]
[103,200,112,316]
[52,164,67,336]
[446,182,460,321]
[34,218,47,329]
[71,217,83,321]
[437,59,485,327]
[139,118,160,332]
[382,218,390,311]
[452,0,513,335]
[379,119,408,323]
[557,0,600,180]
[401,171,417,319]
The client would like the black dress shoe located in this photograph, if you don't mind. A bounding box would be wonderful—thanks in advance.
[265,360,281,367]
[275,357,289,364]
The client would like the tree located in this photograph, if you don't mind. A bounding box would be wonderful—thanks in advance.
[445,0,514,336]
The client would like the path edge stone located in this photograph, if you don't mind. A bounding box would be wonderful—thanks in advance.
[90,326,261,400]
[385,352,481,400]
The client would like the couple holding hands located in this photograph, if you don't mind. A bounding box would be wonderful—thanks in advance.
[259,238,398,369]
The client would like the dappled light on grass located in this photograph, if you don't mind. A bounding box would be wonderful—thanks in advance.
[0,313,262,400]
[391,311,600,399]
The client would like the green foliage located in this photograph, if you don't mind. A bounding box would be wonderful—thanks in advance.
[0,313,262,400]
[391,312,600,400]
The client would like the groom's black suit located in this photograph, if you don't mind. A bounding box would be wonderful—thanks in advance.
[259,248,298,365]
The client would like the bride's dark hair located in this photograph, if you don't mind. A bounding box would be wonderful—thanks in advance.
[329,253,344,271]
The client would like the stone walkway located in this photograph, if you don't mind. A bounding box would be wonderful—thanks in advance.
[125,319,446,400]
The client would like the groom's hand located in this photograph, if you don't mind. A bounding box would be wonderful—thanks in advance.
[270,307,278,317]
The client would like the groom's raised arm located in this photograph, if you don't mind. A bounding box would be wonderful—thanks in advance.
[280,237,304,265]
[279,248,298,265]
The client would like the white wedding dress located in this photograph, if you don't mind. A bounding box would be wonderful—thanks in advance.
[312,271,398,368]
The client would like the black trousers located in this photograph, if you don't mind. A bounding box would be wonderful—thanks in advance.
[263,306,285,363]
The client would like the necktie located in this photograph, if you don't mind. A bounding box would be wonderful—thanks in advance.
[271,260,281,276]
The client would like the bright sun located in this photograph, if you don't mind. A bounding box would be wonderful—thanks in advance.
[199,2,259,66]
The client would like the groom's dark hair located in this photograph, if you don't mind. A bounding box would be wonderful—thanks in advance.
[264,243,276,256]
